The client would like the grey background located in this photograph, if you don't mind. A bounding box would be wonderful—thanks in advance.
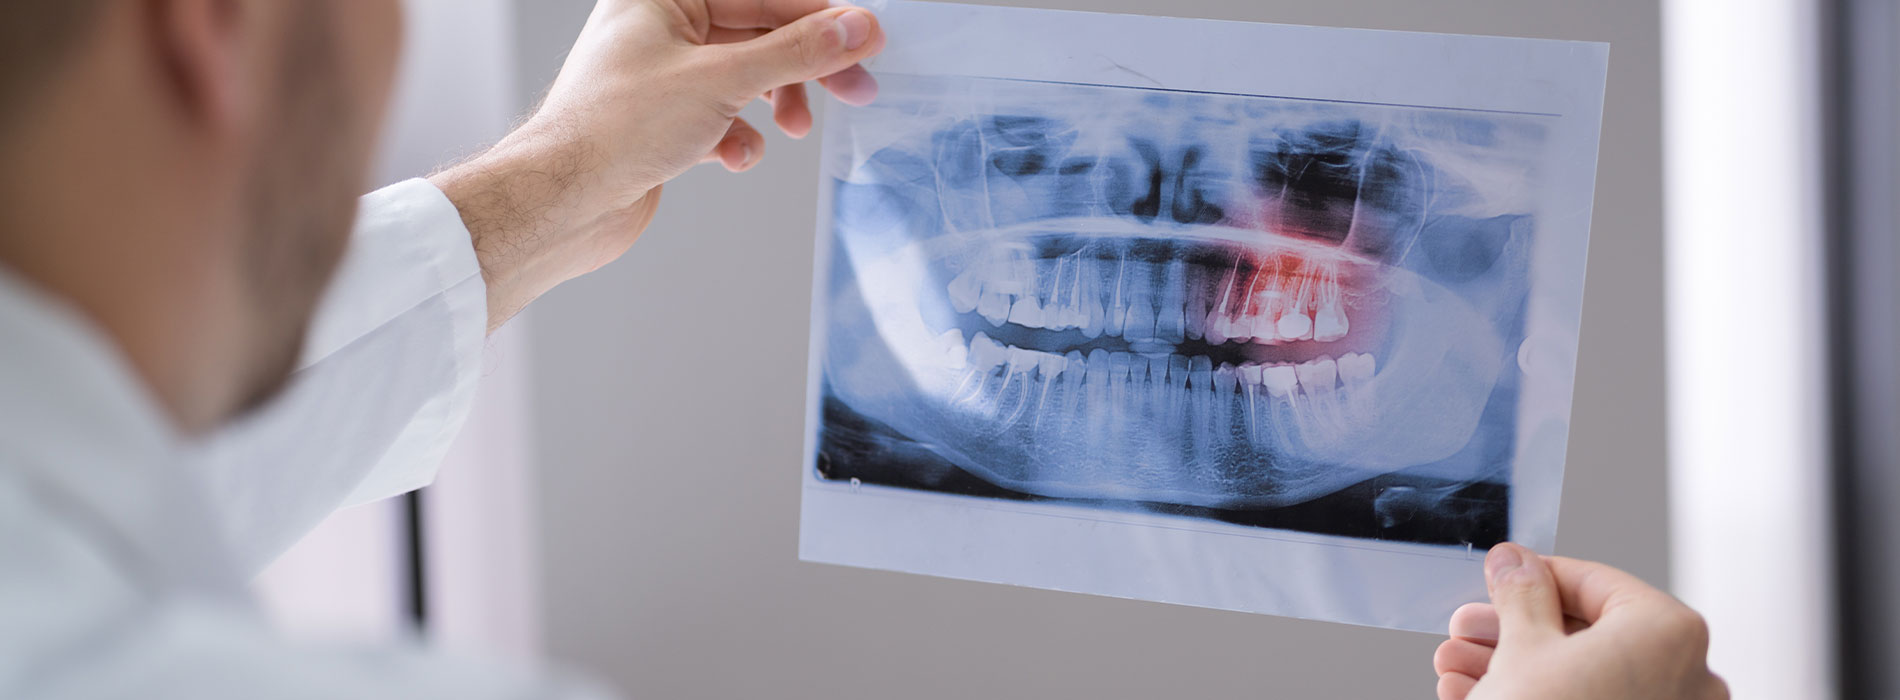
[512,1,1664,697]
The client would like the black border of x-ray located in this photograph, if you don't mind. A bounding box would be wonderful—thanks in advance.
[1824,0,1898,696]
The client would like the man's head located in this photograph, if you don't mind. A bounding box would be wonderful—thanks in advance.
[0,0,404,434]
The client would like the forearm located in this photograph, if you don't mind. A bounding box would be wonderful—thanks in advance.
[428,138,585,334]
[428,133,652,334]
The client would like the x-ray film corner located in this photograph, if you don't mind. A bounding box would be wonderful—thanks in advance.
[799,1,1608,633]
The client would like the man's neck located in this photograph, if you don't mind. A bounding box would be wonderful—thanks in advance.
[0,72,255,436]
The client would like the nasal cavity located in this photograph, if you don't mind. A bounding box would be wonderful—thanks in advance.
[1248,122,1419,252]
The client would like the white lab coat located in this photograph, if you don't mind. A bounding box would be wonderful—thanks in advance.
[0,180,610,698]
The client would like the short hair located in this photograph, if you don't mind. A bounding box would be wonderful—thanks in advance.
[0,2,109,126]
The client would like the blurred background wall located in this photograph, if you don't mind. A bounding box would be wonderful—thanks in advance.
[511,1,1665,698]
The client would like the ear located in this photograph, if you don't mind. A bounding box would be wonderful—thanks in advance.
[148,0,250,132]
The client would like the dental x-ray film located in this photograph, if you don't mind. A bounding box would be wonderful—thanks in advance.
[799,1,1608,632]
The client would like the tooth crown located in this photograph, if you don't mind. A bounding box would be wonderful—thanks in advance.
[943,327,1377,399]
[945,241,1363,347]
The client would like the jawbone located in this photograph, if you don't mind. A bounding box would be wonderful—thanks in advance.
[822,218,1503,509]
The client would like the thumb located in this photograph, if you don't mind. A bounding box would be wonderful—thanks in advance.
[1485,543,1565,648]
[718,8,883,102]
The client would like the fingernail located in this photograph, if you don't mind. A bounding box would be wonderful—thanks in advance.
[741,143,753,167]
[1485,544,1523,586]
[830,68,879,107]
[835,9,872,51]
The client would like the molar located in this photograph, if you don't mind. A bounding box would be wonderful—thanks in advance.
[936,329,967,367]
[1338,352,1375,386]
[1276,275,1315,341]
[987,253,1034,297]
[1296,357,1338,394]
[948,267,982,314]
[1246,289,1292,346]
[1276,310,1313,341]
[1009,297,1045,329]
[1263,364,1299,398]
[969,332,1008,371]
[1313,299,1348,342]
[1248,311,1279,345]
[1006,346,1041,376]
[1239,363,1265,387]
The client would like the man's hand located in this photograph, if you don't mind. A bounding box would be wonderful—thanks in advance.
[429,0,886,332]
[1432,543,1728,700]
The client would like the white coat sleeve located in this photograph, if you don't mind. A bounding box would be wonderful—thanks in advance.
[193,178,491,574]
[2,490,620,700]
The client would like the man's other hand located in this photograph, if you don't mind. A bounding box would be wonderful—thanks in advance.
[1433,543,1729,700]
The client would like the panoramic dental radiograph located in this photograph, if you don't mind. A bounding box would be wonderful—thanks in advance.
[812,74,1548,547]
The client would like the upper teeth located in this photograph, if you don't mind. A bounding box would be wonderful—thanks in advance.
[1009,297,1043,328]
[1275,312,1313,341]
[978,290,1012,327]
[948,248,1355,346]
[1313,305,1348,342]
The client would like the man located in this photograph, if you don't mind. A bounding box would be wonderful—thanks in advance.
[2,0,879,695]
[0,0,1720,697]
